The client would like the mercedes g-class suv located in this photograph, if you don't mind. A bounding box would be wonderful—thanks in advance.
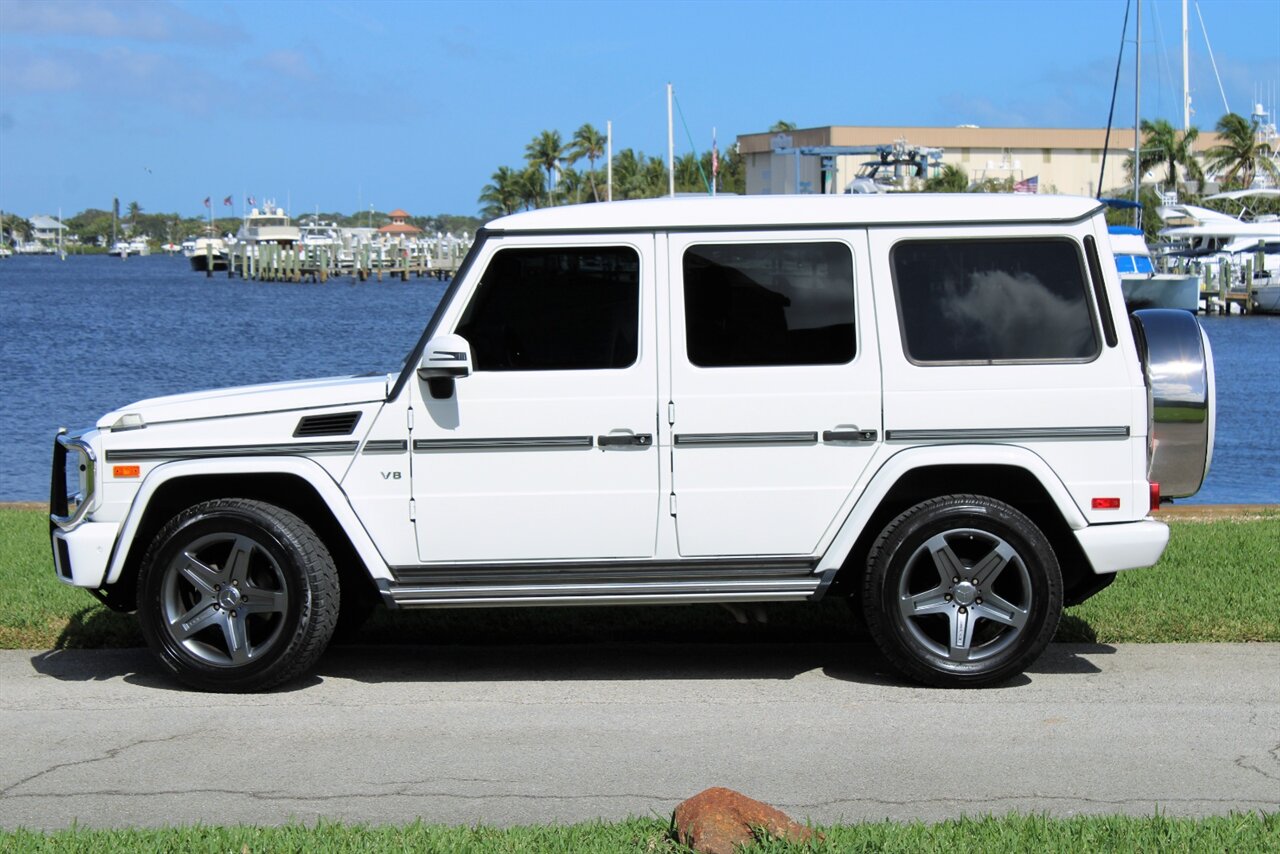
[51,194,1214,690]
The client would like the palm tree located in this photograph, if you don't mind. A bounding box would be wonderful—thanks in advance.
[126,200,142,235]
[524,130,565,206]
[1138,119,1203,189]
[478,166,522,218]
[1206,112,1280,189]
[674,152,705,193]
[515,166,545,211]
[569,124,606,202]
[769,120,797,132]
[923,164,969,193]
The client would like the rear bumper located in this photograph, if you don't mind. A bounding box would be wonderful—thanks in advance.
[1074,519,1170,574]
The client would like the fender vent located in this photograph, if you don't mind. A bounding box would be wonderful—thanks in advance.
[294,411,361,438]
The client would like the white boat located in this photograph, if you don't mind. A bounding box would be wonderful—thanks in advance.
[1157,192,1280,313]
[1107,224,1201,312]
[186,236,229,272]
[236,204,300,247]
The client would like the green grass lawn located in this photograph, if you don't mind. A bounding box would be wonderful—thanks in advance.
[3,506,1277,650]
[3,813,1278,853]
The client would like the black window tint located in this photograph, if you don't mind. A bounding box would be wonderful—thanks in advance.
[892,239,1099,363]
[456,247,639,371]
[683,242,855,367]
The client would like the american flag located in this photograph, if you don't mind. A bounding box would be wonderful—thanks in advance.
[711,129,719,179]
[247,195,256,206]
[1014,175,1039,194]
[223,195,233,206]
[203,196,210,208]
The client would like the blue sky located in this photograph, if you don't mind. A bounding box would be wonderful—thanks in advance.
[1,0,1277,220]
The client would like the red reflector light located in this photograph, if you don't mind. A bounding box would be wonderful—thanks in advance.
[113,465,140,478]
[1092,497,1121,510]
[1150,482,1161,513]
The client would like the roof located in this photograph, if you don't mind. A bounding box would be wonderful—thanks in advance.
[487,194,1104,233]
[29,215,68,230]
[738,126,1226,154]
[387,208,411,218]
[378,222,423,234]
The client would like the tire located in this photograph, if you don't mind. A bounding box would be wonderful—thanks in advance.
[862,495,1062,688]
[136,499,340,692]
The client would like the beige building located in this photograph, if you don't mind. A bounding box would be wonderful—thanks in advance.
[738,126,1223,197]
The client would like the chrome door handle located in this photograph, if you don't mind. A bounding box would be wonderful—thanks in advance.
[597,433,653,447]
[823,429,878,443]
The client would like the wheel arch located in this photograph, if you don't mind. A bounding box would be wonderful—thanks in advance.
[819,447,1105,608]
[100,458,390,612]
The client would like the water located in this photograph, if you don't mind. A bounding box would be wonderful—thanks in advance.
[2,254,1276,503]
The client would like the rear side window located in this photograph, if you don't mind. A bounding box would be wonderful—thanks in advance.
[891,238,1099,363]
[456,246,639,371]
[683,242,855,367]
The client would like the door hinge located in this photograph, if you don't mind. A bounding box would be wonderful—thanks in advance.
[409,498,416,522]
[668,401,676,425]
[669,493,677,516]
[407,408,414,430]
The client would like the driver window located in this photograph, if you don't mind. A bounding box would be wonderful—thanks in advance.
[455,246,640,371]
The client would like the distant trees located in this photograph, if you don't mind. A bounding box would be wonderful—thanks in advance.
[1206,112,1280,190]
[1138,119,1204,189]
[478,122,746,215]
[923,164,969,192]
[524,130,565,207]
[769,120,798,132]
[569,123,607,202]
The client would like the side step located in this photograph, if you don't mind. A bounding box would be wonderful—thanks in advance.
[381,558,824,609]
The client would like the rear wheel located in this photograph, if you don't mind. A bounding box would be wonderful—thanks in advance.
[863,495,1062,687]
[136,499,339,692]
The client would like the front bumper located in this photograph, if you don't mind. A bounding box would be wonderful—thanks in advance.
[50,428,115,588]
[51,522,120,588]
[1074,519,1170,574]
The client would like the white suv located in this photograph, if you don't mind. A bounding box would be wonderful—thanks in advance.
[51,194,1214,690]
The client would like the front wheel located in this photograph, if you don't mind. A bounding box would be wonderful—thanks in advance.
[862,495,1062,688]
[136,499,340,692]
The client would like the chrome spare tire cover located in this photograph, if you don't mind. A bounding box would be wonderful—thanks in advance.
[1131,309,1215,498]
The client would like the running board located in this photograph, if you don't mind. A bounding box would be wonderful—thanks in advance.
[381,558,824,609]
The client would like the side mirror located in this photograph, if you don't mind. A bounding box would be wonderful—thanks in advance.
[418,334,473,380]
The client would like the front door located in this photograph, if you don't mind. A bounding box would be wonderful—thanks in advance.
[411,236,660,563]
[667,232,881,557]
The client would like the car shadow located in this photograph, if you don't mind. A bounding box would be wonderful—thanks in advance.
[26,602,1112,692]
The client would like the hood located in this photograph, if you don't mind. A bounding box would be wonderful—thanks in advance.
[98,374,391,429]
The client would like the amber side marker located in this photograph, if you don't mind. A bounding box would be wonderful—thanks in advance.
[113,465,141,478]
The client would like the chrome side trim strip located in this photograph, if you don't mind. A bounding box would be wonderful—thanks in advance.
[388,591,817,608]
[413,436,594,451]
[391,556,817,585]
[674,432,818,447]
[884,426,1130,442]
[104,441,360,462]
[362,439,409,454]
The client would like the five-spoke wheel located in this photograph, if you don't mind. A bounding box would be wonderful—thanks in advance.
[137,499,339,692]
[863,495,1062,687]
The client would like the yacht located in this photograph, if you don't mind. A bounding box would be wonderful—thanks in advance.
[185,235,229,272]
[1107,225,1201,312]
[235,204,300,248]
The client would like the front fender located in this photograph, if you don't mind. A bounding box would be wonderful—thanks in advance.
[104,456,392,585]
[816,444,1088,574]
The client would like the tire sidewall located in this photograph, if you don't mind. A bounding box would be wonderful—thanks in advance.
[867,497,1062,686]
[137,502,317,691]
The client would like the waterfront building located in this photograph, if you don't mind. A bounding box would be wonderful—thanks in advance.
[737,125,1225,197]
[378,209,423,237]
[28,214,70,248]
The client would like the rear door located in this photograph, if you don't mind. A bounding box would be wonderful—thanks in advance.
[666,231,881,557]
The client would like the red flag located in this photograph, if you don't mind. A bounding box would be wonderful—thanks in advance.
[223,195,233,206]
[203,196,210,208]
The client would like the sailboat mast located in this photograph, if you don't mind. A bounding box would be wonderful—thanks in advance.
[1134,0,1142,227]
[1182,0,1190,131]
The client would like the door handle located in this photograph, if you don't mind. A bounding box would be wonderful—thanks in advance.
[823,428,878,443]
[597,433,653,448]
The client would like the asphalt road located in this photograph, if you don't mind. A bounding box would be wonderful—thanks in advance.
[1,642,1277,831]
